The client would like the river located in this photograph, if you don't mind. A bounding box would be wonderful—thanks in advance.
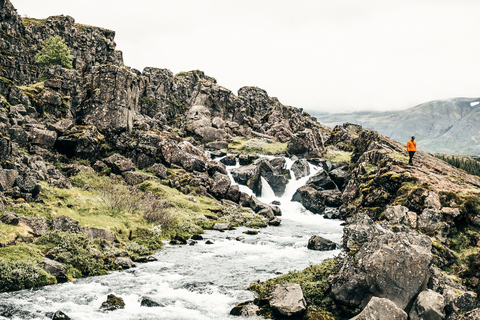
[0,157,344,320]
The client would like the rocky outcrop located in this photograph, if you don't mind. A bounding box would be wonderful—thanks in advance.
[351,297,408,320]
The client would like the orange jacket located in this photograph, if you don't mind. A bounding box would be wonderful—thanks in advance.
[407,140,417,151]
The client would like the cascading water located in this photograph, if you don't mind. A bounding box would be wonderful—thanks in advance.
[0,156,343,320]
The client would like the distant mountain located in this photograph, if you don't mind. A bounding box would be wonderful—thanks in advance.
[313,98,480,155]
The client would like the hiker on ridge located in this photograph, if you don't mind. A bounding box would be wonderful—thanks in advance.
[407,136,417,165]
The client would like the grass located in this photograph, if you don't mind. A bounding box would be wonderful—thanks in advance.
[249,258,342,318]
[324,150,351,163]
[22,17,46,26]
[388,152,409,163]
[228,137,288,155]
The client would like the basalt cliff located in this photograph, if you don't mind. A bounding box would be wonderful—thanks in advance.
[1,1,480,320]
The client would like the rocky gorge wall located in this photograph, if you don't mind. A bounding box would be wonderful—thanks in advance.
[2,0,480,319]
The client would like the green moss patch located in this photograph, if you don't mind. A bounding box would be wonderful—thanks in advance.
[228,137,288,155]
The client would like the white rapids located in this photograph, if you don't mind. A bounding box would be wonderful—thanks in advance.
[0,156,343,320]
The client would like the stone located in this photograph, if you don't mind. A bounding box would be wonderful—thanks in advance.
[384,205,409,224]
[307,235,338,251]
[113,257,135,269]
[14,175,41,196]
[209,172,231,199]
[103,154,136,174]
[424,192,442,210]
[268,283,307,317]
[42,257,68,283]
[291,186,325,214]
[213,222,231,231]
[230,302,259,317]
[0,169,18,191]
[29,128,57,149]
[330,225,432,309]
[122,171,152,185]
[291,159,310,180]
[100,294,126,311]
[61,163,94,177]
[0,211,18,225]
[409,289,445,320]
[18,216,49,236]
[306,170,336,191]
[351,297,407,320]
[220,154,237,166]
[328,166,349,190]
[231,164,261,196]
[146,163,168,179]
[268,217,282,226]
[287,129,322,159]
[51,311,71,320]
[206,160,227,176]
[140,296,165,307]
[418,209,443,233]
[49,119,74,134]
[52,215,81,233]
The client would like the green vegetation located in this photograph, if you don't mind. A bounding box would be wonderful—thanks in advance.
[228,137,288,155]
[0,258,56,292]
[435,154,480,177]
[22,17,46,26]
[324,149,351,163]
[249,259,344,319]
[35,35,73,69]
[388,152,409,163]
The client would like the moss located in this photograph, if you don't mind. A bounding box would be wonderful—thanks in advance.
[228,137,288,156]
[22,17,46,26]
[0,76,14,86]
[388,152,409,163]
[324,150,351,163]
[249,258,341,317]
[139,96,158,105]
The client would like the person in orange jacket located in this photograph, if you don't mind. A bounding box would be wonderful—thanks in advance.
[407,136,417,165]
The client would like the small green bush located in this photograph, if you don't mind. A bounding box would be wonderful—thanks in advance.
[0,258,56,292]
[35,35,73,69]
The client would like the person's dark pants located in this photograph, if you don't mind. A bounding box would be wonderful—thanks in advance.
[409,151,415,164]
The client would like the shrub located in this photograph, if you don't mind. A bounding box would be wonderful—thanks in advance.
[0,258,56,292]
[35,35,73,69]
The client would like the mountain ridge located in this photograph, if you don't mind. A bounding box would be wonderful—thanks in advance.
[314,97,480,154]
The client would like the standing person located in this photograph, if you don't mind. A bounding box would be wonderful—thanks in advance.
[407,136,417,165]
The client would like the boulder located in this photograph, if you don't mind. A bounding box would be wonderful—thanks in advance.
[18,216,49,236]
[291,159,310,180]
[49,119,74,135]
[238,153,258,165]
[42,257,68,283]
[0,169,18,191]
[268,283,307,317]
[51,311,71,320]
[291,186,325,214]
[52,216,81,233]
[230,302,260,317]
[231,164,261,196]
[220,154,237,166]
[122,171,152,185]
[29,128,57,149]
[306,170,336,191]
[61,163,94,177]
[318,189,343,207]
[418,209,443,234]
[100,294,126,311]
[384,205,409,224]
[268,217,282,226]
[351,297,407,320]
[257,158,289,197]
[207,160,227,176]
[103,154,135,174]
[409,289,445,320]
[113,257,135,269]
[330,225,432,309]
[307,236,338,251]
[287,129,322,159]
[328,166,349,190]
[160,140,208,172]
[0,211,18,225]
[14,175,41,196]
[146,163,168,179]
[213,222,231,231]
[140,296,165,307]
[209,172,231,199]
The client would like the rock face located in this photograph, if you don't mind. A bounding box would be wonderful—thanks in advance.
[268,283,307,317]
[409,289,445,320]
[330,214,433,310]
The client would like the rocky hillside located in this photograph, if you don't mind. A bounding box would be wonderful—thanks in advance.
[314,97,480,155]
[2,1,480,319]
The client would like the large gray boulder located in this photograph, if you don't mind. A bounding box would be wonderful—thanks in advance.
[291,186,325,214]
[42,257,68,283]
[307,235,338,251]
[351,297,407,320]
[51,216,81,233]
[231,164,261,196]
[306,170,336,191]
[268,283,306,317]
[330,220,433,310]
[0,211,18,225]
[0,168,18,191]
[418,209,443,234]
[409,289,445,320]
[209,172,231,199]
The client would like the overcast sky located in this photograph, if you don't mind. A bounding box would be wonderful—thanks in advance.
[12,0,480,113]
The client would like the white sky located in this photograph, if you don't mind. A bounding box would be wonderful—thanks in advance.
[12,0,480,113]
